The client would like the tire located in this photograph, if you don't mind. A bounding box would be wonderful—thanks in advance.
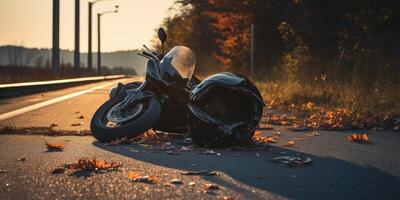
[91,94,161,142]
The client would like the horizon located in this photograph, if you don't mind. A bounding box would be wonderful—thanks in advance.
[0,0,175,52]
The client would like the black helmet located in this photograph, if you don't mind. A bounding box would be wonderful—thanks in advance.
[188,72,264,147]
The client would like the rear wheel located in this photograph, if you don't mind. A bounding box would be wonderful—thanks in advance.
[91,93,161,142]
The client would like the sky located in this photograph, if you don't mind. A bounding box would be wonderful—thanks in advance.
[0,0,175,52]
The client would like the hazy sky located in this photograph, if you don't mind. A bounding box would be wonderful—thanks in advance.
[0,0,175,52]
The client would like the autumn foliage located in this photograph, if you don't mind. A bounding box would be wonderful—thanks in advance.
[158,0,400,120]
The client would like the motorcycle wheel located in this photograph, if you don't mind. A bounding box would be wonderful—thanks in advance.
[91,93,161,142]
[109,81,143,99]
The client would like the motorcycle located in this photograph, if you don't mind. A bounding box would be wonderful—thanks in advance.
[91,28,200,142]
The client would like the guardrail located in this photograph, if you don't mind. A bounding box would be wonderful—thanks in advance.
[0,75,126,98]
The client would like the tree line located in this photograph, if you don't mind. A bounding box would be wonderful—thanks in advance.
[157,0,400,87]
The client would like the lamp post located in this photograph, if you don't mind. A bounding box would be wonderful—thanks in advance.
[74,0,80,72]
[88,0,113,71]
[97,6,118,75]
[52,0,60,75]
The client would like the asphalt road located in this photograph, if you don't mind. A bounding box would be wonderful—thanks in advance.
[0,78,399,200]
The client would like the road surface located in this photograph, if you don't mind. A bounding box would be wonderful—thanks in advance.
[0,77,399,200]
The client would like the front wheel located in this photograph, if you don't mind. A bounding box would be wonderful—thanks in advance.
[90,94,161,142]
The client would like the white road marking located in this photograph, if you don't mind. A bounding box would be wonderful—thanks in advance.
[0,81,118,121]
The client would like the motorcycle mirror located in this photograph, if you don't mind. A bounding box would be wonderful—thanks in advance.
[158,27,167,54]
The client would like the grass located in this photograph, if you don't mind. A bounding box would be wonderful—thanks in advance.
[255,78,400,128]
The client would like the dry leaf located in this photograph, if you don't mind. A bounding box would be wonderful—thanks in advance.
[257,123,274,130]
[105,137,134,146]
[181,170,218,176]
[163,183,175,187]
[171,179,183,184]
[52,168,66,174]
[45,141,65,151]
[71,122,84,126]
[128,171,158,183]
[202,149,217,155]
[272,155,312,167]
[348,133,369,143]
[49,123,58,127]
[66,158,121,171]
[218,196,234,200]
[205,183,220,190]
[127,171,140,179]
[253,130,278,143]
[283,141,295,147]
[288,125,309,132]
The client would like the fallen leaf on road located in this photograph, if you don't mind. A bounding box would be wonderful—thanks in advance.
[163,183,174,187]
[52,168,66,174]
[288,125,310,132]
[203,190,217,195]
[189,182,196,186]
[49,123,58,127]
[45,141,65,151]
[128,171,159,184]
[348,133,369,143]
[166,151,181,155]
[181,170,218,176]
[205,183,220,190]
[272,155,312,167]
[306,131,320,137]
[253,130,278,143]
[171,179,183,184]
[71,122,84,126]
[66,158,121,171]
[179,146,194,151]
[218,196,234,200]
[202,149,218,155]
[282,141,295,147]
[105,137,134,146]
[257,123,274,130]
[127,171,140,179]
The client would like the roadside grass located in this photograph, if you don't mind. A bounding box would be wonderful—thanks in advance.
[255,79,400,129]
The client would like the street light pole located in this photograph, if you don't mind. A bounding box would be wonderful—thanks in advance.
[74,0,80,72]
[97,13,101,75]
[88,0,113,72]
[97,6,118,75]
[250,23,254,76]
[88,2,93,70]
[52,0,60,75]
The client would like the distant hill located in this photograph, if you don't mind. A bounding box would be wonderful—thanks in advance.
[0,45,148,75]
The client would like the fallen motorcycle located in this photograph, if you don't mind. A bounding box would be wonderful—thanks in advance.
[91,28,264,146]
[91,28,199,142]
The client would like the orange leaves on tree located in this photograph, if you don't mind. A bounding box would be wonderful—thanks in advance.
[348,133,369,143]
[45,141,65,151]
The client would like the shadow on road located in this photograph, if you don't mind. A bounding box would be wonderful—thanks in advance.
[94,141,400,200]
